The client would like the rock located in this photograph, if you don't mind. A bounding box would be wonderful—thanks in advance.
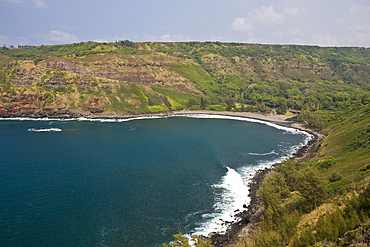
[337,219,370,246]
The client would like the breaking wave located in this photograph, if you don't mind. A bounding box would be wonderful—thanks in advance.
[248,150,279,156]
[191,154,292,237]
[192,166,250,236]
[27,127,62,132]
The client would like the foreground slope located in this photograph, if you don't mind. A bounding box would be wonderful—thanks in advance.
[232,103,370,247]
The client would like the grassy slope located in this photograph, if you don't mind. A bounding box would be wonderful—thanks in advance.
[318,105,370,191]
[242,104,370,247]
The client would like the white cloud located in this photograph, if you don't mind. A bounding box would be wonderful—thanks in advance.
[0,34,32,46]
[350,3,370,13]
[160,34,188,42]
[285,7,299,16]
[161,34,171,41]
[250,5,284,24]
[310,33,339,46]
[231,17,254,32]
[60,24,77,31]
[0,34,11,45]
[141,34,158,41]
[32,30,79,44]
[231,5,284,33]
[1,0,25,4]
[229,2,370,47]
[285,6,307,16]
[30,0,47,8]
[1,0,48,8]
[343,24,370,46]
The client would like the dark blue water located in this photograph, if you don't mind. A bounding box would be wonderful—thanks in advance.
[0,115,308,246]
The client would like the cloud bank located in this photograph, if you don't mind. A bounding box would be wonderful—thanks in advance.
[1,0,48,8]
[231,3,370,47]
[32,30,79,44]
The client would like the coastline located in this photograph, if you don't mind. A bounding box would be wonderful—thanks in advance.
[210,130,322,247]
[0,109,294,124]
[207,119,323,247]
[85,110,296,125]
[107,110,322,246]
[1,109,322,246]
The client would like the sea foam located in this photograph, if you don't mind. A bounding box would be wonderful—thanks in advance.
[191,155,291,237]
[179,114,312,237]
[248,150,279,156]
[192,166,250,236]
[27,127,62,132]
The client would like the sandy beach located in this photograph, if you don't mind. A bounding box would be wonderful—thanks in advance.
[87,110,295,124]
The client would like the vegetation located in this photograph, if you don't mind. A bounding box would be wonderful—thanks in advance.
[162,234,213,247]
[1,41,370,246]
[1,42,369,121]
[242,103,370,247]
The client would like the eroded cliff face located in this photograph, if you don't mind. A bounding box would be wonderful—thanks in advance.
[36,54,202,94]
[0,53,204,117]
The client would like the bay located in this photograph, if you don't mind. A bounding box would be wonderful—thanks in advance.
[0,115,308,246]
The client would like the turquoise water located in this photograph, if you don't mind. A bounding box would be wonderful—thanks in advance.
[0,115,308,246]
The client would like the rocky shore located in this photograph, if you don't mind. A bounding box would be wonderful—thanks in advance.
[0,109,85,119]
[210,123,323,247]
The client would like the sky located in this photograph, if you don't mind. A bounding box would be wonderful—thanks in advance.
[0,0,369,47]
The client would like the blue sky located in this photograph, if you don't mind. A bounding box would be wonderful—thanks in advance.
[0,0,369,47]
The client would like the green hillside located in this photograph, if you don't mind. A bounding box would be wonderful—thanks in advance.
[0,41,369,125]
[243,103,370,247]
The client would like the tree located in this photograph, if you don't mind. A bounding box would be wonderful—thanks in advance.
[265,172,290,199]
[117,40,137,48]
[255,102,270,113]
[200,97,208,110]
[298,107,324,130]
[277,98,288,114]
[296,167,327,212]
[186,98,197,108]
[277,81,288,98]
[225,97,235,111]
[274,161,300,191]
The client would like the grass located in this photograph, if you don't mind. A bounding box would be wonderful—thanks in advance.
[314,104,370,191]
[152,86,200,110]
[167,63,219,94]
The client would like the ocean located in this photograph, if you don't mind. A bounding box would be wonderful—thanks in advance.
[0,115,309,246]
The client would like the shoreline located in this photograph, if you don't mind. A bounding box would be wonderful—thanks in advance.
[207,119,323,247]
[85,110,297,125]
[0,109,294,124]
[1,109,322,246]
[209,132,321,247]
